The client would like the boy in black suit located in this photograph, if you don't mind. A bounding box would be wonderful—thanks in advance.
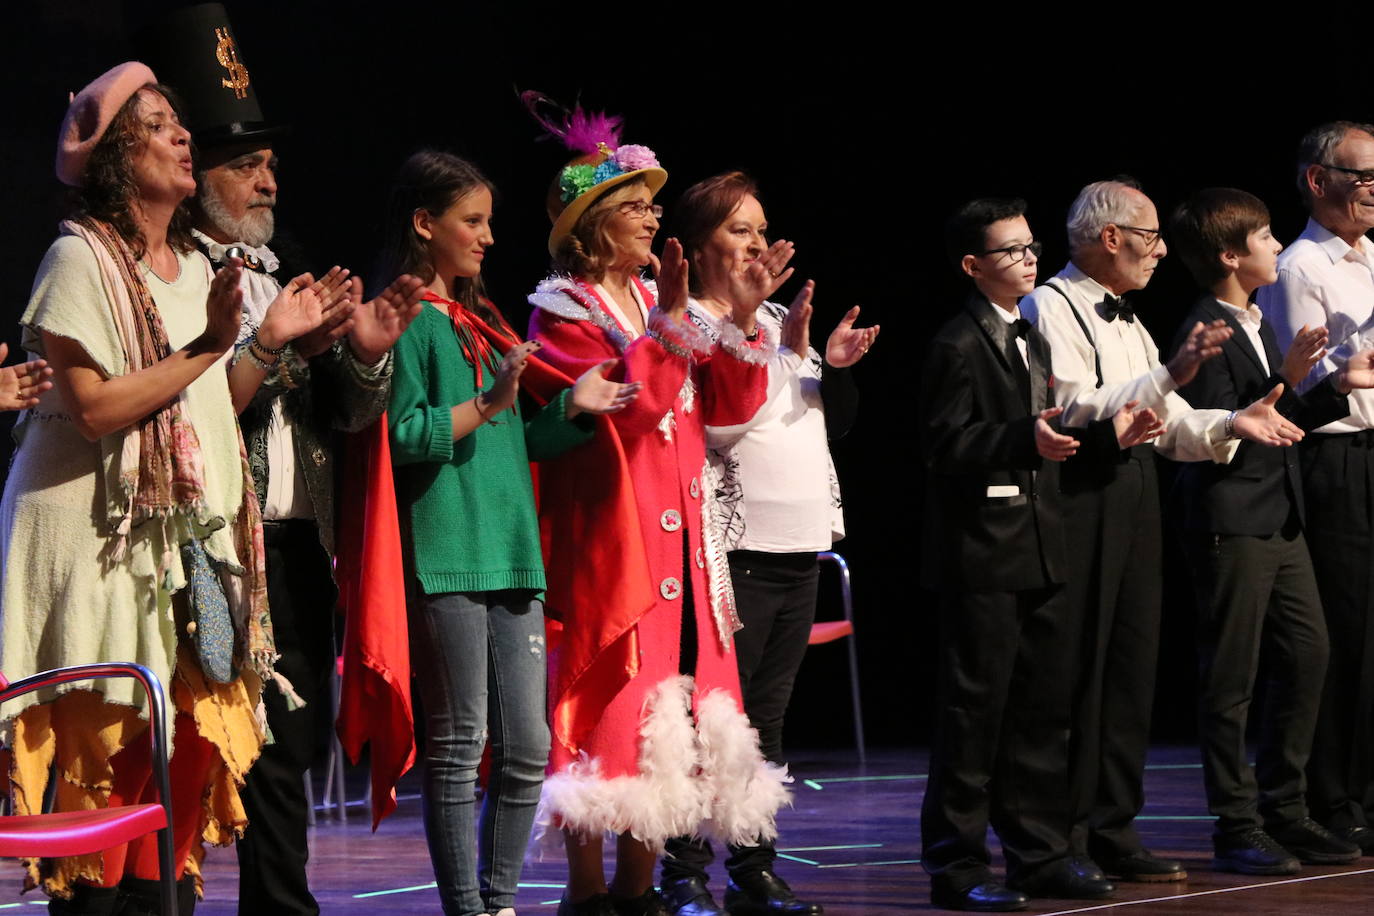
[920,199,1161,911]
[1168,188,1374,874]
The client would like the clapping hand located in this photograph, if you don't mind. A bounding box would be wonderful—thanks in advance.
[1335,348,1374,392]
[725,240,795,332]
[568,359,643,418]
[1168,319,1232,387]
[347,274,427,365]
[0,342,53,411]
[201,259,244,353]
[1234,384,1304,446]
[1112,399,1165,448]
[826,304,880,368]
[1281,324,1328,389]
[483,340,541,416]
[655,238,691,322]
[1035,406,1080,461]
[258,266,353,352]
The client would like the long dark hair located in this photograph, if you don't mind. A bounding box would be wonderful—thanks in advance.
[376,150,500,322]
[68,84,197,259]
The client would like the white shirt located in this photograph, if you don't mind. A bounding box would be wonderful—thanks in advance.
[193,229,313,520]
[1217,299,1271,375]
[1021,262,1237,464]
[1257,217,1372,433]
[992,300,1029,369]
[688,300,843,552]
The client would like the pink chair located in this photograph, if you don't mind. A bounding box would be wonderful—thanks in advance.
[0,663,177,916]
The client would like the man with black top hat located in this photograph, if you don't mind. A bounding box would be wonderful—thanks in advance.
[145,6,424,913]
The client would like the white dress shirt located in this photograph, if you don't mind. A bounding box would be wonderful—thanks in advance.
[1021,262,1237,464]
[1217,299,1271,375]
[1257,217,1372,433]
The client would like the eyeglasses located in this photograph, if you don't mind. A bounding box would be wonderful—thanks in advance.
[618,201,664,220]
[1117,225,1164,249]
[979,241,1043,264]
[1320,163,1374,187]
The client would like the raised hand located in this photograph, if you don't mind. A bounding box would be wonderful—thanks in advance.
[293,267,358,359]
[781,280,814,355]
[258,266,352,351]
[347,274,427,365]
[1233,383,1304,446]
[1112,399,1165,448]
[483,340,541,415]
[0,342,53,411]
[1335,348,1374,392]
[1035,406,1080,461]
[1168,319,1232,387]
[725,239,795,331]
[826,303,880,368]
[656,238,691,322]
[567,358,643,418]
[1281,324,1328,389]
[201,259,244,353]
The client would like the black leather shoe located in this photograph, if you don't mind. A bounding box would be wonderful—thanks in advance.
[1096,849,1187,882]
[1338,825,1374,854]
[1214,827,1301,875]
[1269,817,1361,865]
[929,881,1028,912]
[724,870,823,915]
[559,893,616,916]
[1009,857,1114,900]
[661,877,725,916]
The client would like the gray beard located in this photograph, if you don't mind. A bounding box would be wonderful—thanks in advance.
[199,185,276,248]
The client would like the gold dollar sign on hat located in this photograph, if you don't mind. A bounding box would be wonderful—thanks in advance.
[214,26,250,99]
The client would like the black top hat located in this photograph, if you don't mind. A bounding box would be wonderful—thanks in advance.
[138,2,286,150]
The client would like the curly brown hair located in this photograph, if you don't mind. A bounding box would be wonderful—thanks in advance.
[553,177,650,280]
[68,84,197,260]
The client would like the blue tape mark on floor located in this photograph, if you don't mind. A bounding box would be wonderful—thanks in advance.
[817,858,922,868]
[353,881,438,898]
[779,843,884,852]
[776,853,821,866]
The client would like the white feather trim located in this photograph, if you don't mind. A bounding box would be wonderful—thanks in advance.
[528,278,591,321]
[717,320,774,365]
[695,689,792,846]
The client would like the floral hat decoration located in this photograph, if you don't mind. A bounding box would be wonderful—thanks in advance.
[522,90,668,258]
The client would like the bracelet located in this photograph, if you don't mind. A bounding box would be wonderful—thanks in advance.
[474,393,496,423]
[242,344,276,373]
[250,329,287,356]
[1224,410,1238,439]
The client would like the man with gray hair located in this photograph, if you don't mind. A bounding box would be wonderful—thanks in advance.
[1021,179,1304,886]
[1257,121,1374,856]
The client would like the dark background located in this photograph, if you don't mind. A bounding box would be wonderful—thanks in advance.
[4,3,1372,753]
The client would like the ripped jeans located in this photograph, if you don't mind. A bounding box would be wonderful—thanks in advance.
[411,590,552,916]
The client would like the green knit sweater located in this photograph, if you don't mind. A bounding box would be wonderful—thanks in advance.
[389,305,592,595]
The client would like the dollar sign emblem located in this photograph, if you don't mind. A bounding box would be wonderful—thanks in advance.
[214,27,250,100]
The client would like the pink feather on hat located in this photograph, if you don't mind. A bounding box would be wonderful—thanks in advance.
[520,90,622,155]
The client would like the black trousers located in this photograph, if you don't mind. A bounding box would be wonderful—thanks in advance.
[662,551,819,883]
[920,584,1074,890]
[1301,432,1374,832]
[1061,447,1161,860]
[236,520,338,916]
[1183,526,1328,834]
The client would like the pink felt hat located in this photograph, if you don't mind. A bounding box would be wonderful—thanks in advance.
[56,62,158,187]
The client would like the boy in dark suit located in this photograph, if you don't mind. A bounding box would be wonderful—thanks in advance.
[1168,188,1374,874]
[920,199,1161,911]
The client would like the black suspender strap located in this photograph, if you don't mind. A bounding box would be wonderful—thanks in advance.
[1043,280,1104,389]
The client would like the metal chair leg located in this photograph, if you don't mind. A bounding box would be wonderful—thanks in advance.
[819,551,866,763]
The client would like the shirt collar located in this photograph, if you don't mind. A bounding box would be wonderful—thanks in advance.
[1061,261,1115,304]
[191,228,280,274]
[1216,297,1263,330]
[1302,217,1372,267]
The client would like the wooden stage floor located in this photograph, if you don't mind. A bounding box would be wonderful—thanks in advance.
[5,746,1372,914]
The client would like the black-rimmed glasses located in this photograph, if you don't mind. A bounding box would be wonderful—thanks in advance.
[1320,163,1374,187]
[1117,225,1164,249]
[979,241,1043,263]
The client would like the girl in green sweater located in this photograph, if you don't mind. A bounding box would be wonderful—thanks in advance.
[377,150,640,916]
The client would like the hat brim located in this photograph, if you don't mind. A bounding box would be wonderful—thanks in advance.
[547,167,667,259]
[194,122,290,151]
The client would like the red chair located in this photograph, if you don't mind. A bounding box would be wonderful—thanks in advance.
[0,663,177,916]
[811,551,865,762]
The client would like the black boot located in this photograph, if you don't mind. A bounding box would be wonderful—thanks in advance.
[114,877,165,916]
[47,883,120,915]
[176,875,196,915]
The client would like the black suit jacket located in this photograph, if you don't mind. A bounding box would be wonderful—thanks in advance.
[1169,295,1350,536]
[920,293,1070,592]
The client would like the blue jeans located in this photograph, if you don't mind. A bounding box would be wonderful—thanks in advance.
[411,590,551,916]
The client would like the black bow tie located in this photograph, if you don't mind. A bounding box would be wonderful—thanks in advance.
[1101,294,1135,323]
[1010,318,1032,339]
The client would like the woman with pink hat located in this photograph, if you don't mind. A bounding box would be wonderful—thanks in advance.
[522,97,792,916]
[0,62,334,914]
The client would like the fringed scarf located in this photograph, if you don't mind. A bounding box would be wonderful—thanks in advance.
[60,217,275,681]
